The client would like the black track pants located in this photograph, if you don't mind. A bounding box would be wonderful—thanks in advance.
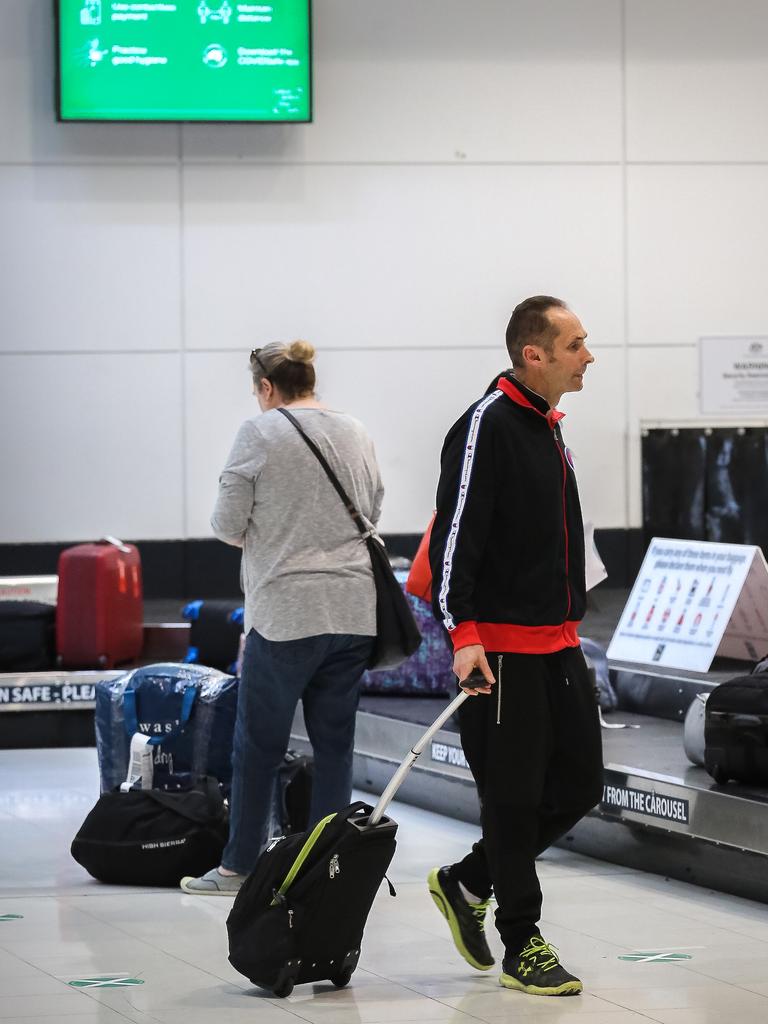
[452,645,603,957]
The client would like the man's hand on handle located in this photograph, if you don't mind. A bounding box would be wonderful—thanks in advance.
[453,644,495,695]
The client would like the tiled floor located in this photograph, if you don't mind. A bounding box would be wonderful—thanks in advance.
[2,748,768,1023]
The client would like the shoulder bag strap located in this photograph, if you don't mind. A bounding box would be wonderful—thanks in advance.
[277,407,372,540]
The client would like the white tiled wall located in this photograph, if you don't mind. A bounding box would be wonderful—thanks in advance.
[625,0,768,162]
[182,163,623,353]
[627,165,768,346]
[0,166,181,354]
[0,354,185,542]
[2,0,767,545]
[182,0,623,164]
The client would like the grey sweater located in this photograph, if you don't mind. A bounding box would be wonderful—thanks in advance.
[211,408,383,641]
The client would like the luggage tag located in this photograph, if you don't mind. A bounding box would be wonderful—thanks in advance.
[120,732,154,791]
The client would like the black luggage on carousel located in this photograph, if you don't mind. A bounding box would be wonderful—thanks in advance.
[0,600,56,671]
[182,600,244,673]
[704,669,768,786]
[226,688,470,996]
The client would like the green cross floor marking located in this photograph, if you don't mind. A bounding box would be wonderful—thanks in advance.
[619,952,693,963]
[0,915,23,921]
[69,976,145,989]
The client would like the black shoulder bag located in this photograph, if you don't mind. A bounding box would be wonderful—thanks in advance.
[278,408,421,671]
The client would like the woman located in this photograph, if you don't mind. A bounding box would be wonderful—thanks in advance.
[182,340,382,894]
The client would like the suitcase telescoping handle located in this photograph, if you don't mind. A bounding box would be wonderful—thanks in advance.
[368,687,470,826]
[101,535,132,554]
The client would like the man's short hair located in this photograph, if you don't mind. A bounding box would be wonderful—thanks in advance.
[505,295,568,367]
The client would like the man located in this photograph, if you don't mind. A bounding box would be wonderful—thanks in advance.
[427,295,603,997]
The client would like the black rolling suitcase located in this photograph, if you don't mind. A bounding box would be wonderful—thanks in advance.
[226,688,469,996]
[704,668,768,786]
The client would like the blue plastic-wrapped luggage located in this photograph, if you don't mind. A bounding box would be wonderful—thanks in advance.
[95,663,238,792]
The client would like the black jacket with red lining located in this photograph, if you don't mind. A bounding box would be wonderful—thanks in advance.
[429,371,586,654]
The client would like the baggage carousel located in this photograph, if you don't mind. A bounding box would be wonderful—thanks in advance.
[2,597,767,904]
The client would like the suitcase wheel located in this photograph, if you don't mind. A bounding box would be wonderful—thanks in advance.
[330,967,353,989]
[97,654,109,668]
[271,958,301,999]
[710,763,730,785]
[330,949,359,989]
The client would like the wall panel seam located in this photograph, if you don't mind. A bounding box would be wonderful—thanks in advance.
[0,342,634,357]
[0,160,625,169]
[178,127,190,540]
[621,0,631,533]
[3,160,766,169]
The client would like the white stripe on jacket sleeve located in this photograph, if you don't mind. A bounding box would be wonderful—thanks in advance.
[438,390,502,631]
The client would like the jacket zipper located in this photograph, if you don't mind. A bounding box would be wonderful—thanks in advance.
[553,431,572,620]
[496,654,503,725]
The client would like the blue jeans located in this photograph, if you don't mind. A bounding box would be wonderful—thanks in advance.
[222,629,374,875]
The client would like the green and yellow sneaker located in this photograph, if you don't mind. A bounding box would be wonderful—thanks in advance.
[427,866,494,971]
[500,935,582,996]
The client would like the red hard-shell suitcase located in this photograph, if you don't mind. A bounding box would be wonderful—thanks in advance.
[56,538,143,668]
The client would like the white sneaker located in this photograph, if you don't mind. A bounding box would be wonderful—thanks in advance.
[180,867,245,895]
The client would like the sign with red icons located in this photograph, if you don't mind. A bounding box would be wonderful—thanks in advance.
[607,538,768,672]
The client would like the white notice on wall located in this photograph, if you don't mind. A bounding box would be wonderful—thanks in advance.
[699,336,768,415]
[607,538,768,673]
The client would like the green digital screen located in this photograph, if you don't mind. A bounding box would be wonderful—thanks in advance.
[57,0,312,122]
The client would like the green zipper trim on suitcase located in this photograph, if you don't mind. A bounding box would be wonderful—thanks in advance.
[270,811,337,906]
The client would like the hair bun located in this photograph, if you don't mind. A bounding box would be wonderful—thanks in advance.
[286,339,315,364]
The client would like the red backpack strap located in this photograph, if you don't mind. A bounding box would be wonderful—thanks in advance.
[405,513,435,602]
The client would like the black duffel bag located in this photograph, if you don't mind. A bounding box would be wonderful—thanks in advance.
[71,776,228,887]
